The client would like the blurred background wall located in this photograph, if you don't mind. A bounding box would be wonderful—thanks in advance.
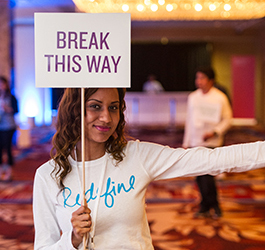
[2,0,265,128]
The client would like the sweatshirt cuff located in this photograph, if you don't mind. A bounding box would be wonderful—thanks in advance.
[64,230,78,250]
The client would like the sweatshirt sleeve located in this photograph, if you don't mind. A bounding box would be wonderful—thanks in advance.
[133,140,265,181]
[33,167,77,250]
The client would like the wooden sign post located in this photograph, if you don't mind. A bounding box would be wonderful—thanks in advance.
[35,12,131,250]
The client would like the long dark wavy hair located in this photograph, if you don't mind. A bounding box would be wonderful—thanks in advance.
[50,88,127,188]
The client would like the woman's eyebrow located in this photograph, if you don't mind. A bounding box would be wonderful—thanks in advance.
[87,98,102,103]
[87,99,120,104]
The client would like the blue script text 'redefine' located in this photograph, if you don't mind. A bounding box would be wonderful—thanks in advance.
[63,175,135,208]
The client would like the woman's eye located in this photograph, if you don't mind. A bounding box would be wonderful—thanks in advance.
[109,105,119,111]
[88,104,101,109]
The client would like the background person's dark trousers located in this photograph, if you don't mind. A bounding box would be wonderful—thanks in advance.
[196,174,222,218]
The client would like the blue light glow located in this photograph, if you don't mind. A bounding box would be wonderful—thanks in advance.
[24,97,39,117]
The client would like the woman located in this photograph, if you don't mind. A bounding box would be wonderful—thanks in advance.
[33,88,265,250]
[0,76,18,181]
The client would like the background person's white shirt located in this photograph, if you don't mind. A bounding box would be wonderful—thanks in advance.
[183,87,232,148]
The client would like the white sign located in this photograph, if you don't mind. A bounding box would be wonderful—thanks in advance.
[34,13,131,88]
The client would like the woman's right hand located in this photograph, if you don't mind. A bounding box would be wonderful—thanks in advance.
[71,205,92,248]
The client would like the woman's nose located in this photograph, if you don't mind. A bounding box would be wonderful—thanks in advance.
[99,108,112,123]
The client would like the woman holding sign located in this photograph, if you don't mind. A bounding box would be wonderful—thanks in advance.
[33,88,265,250]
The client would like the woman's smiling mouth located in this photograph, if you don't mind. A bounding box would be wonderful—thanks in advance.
[94,125,111,132]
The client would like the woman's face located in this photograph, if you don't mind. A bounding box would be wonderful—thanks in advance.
[84,88,120,146]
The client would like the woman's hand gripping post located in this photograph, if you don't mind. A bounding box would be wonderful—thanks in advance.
[71,204,92,249]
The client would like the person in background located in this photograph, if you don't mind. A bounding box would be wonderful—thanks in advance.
[182,66,233,219]
[143,74,164,93]
[0,76,18,181]
[33,88,265,250]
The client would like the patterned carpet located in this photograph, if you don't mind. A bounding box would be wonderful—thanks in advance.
[146,174,265,250]
[0,125,265,249]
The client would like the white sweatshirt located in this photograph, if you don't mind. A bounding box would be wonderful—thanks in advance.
[33,140,265,250]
